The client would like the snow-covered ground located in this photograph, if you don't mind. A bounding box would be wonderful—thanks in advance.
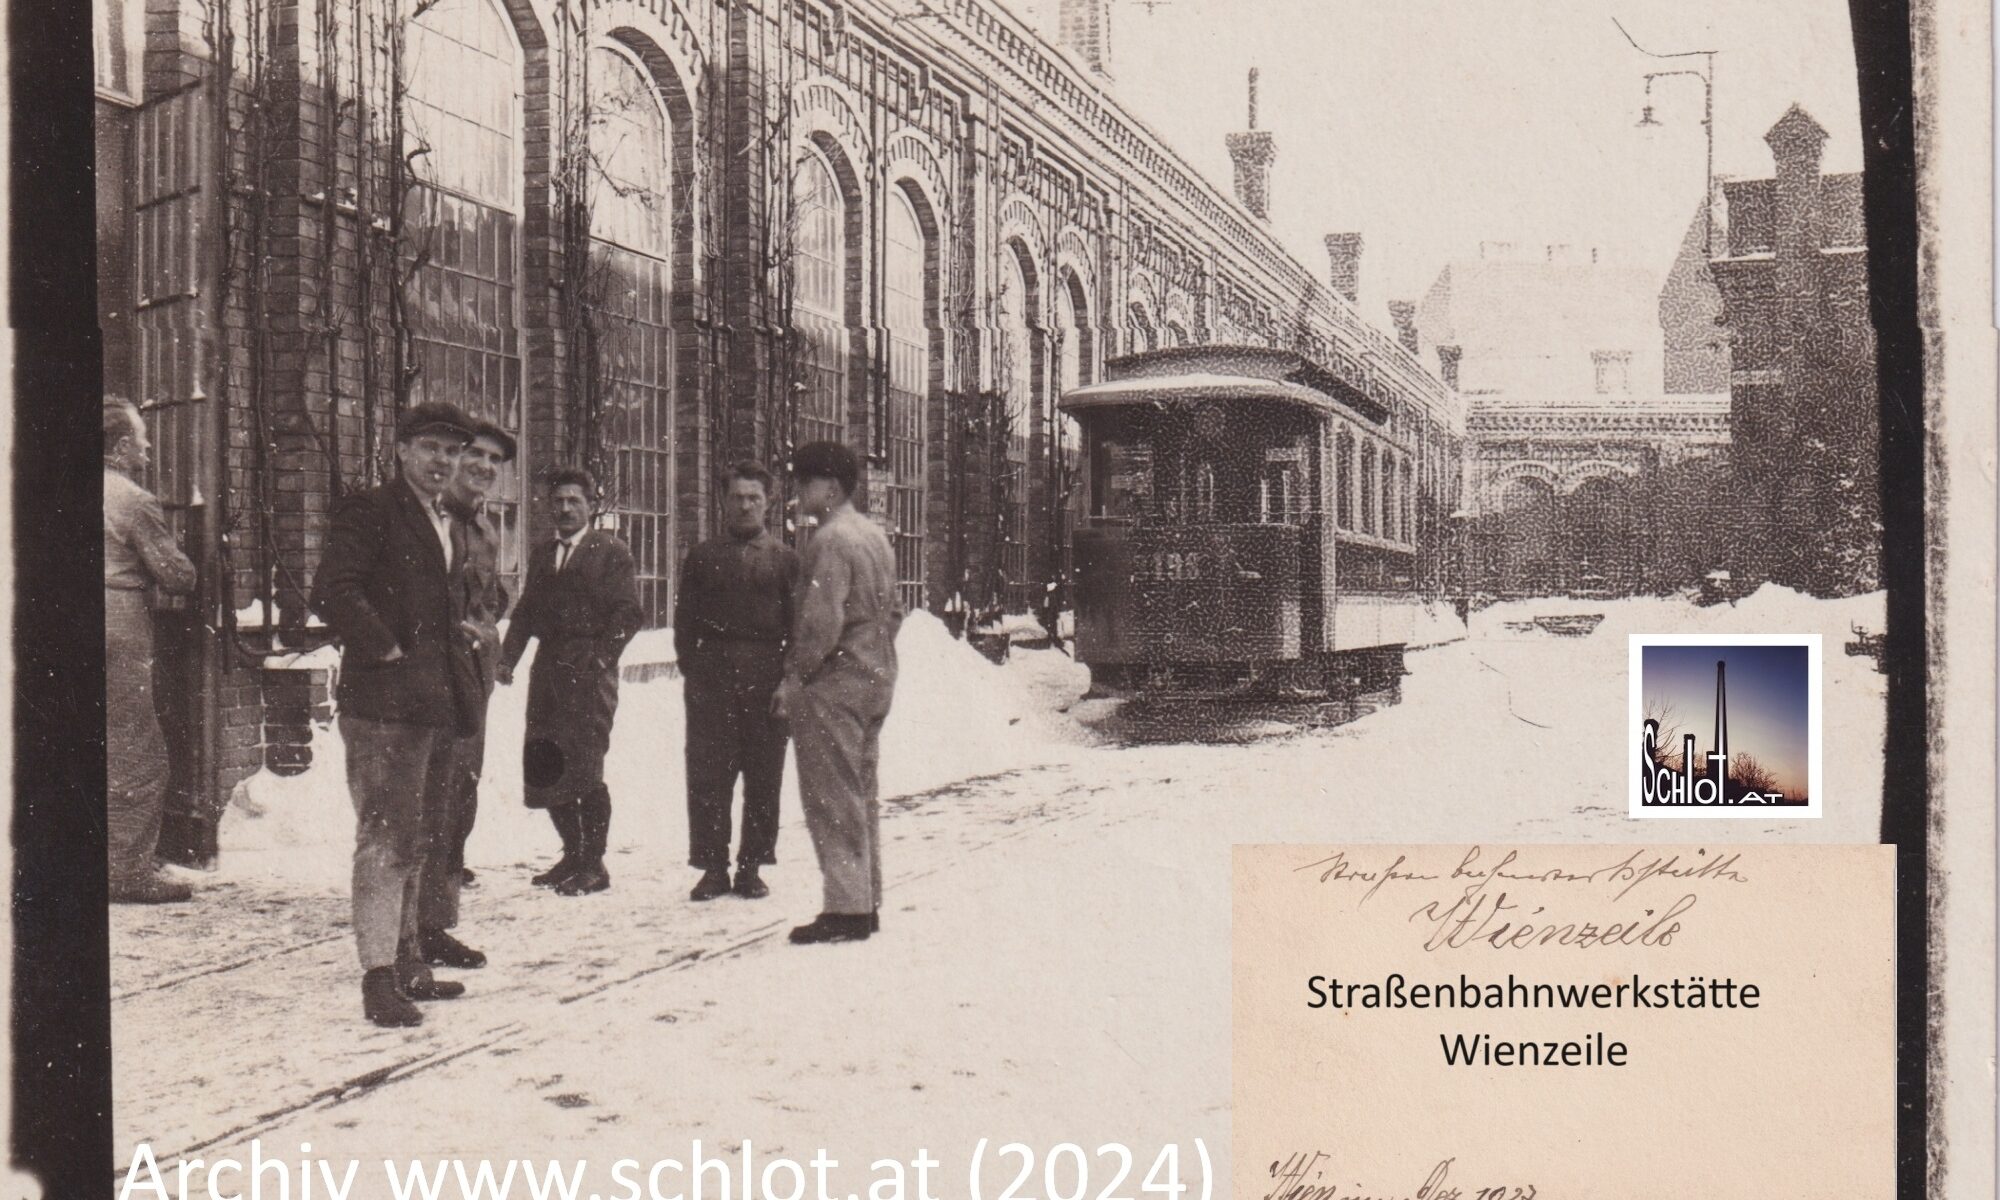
[112,589,1884,1182]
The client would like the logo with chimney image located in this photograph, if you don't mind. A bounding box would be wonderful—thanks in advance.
[1628,634,1822,819]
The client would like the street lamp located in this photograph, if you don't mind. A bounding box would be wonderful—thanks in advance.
[1615,17,1717,257]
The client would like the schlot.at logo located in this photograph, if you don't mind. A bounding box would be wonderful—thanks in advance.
[1639,719,1784,806]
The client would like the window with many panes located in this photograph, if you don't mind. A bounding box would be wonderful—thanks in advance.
[1360,443,1378,536]
[883,188,929,613]
[587,43,676,624]
[996,251,1035,605]
[405,0,524,595]
[793,150,848,449]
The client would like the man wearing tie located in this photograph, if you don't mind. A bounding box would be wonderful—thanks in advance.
[310,402,485,1027]
[499,468,644,896]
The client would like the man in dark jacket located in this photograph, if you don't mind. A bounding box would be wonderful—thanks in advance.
[499,468,643,896]
[310,402,485,1028]
[675,461,798,902]
[417,419,515,970]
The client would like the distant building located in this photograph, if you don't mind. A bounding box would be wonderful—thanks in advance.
[1710,106,1877,596]
[1411,243,1729,597]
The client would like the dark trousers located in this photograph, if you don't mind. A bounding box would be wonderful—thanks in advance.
[418,723,484,931]
[340,715,455,970]
[683,643,787,871]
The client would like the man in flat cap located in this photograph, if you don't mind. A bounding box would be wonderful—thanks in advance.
[499,467,643,897]
[675,460,798,902]
[415,418,516,970]
[310,401,485,1027]
[776,442,903,944]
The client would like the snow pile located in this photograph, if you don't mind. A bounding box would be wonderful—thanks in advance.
[216,610,1085,893]
[1411,600,1469,648]
[880,612,1081,791]
[1473,585,1884,643]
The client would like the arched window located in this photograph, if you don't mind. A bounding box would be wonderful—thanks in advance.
[1128,303,1157,353]
[1335,428,1354,529]
[1164,320,1188,348]
[1361,443,1378,536]
[793,148,848,448]
[996,248,1035,604]
[884,187,929,612]
[1385,453,1401,544]
[405,0,524,592]
[588,43,675,623]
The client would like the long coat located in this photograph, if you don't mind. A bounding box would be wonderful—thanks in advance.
[500,529,643,808]
[310,478,481,735]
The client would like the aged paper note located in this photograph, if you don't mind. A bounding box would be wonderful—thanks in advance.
[1234,844,1895,1198]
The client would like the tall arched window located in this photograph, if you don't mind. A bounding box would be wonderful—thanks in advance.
[1361,443,1378,536]
[405,0,524,593]
[793,148,848,448]
[588,43,676,623]
[1335,428,1354,529]
[1392,450,1408,544]
[1164,320,1188,348]
[1054,273,1090,584]
[1127,303,1156,353]
[996,248,1035,605]
[884,187,929,612]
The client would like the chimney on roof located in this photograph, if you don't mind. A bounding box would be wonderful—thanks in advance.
[1387,300,1419,355]
[1225,69,1277,220]
[1323,233,1362,304]
[1766,104,1828,267]
[1056,0,1112,77]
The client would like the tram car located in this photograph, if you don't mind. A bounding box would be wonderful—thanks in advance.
[1061,345,1454,698]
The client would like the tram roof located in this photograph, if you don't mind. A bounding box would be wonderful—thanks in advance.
[1059,346,1390,424]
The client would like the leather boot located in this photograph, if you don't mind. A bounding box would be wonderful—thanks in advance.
[363,967,423,1027]
[110,872,194,905]
[690,868,732,901]
[419,927,487,969]
[396,959,466,1001]
[731,866,768,900]
[556,788,611,896]
[788,913,873,944]
[531,804,582,887]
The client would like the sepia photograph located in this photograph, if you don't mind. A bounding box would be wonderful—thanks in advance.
[8,0,1992,1191]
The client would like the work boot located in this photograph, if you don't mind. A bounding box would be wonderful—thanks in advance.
[731,867,768,900]
[396,960,466,1001]
[690,868,732,902]
[363,967,423,1027]
[788,913,872,944]
[531,804,583,887]
[557,787,612,896]
[419,927,487,969]
[556,862,610,896]
[109,872,193,905]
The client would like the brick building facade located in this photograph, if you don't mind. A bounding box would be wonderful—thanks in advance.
[1710,105,1878,596]
[94,0,1457,842]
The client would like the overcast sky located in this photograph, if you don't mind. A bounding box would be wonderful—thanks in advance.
[1044,0,1864,321]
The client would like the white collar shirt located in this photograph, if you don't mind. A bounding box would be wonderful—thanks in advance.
[425,495,454,571]
[555,531,584,572]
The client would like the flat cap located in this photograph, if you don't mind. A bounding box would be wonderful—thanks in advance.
[790,440,861,493]
[396,401,476,444]
[468,418,518,463]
